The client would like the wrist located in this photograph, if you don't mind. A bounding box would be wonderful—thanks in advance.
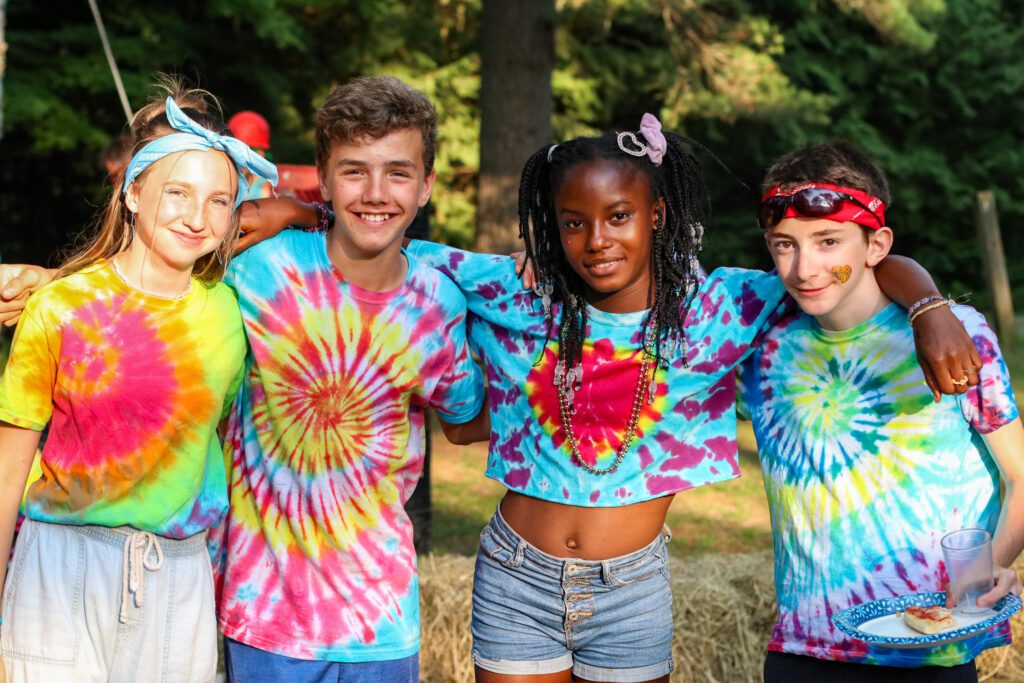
[305,201,333,233]
[909,297,953,326]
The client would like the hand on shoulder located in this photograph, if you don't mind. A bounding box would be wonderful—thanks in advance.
[0,264,56,327]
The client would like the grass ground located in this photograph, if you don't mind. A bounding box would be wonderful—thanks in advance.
[430,420,772,558]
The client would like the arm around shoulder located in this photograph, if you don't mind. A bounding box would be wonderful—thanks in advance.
[0,265,57,327]
[875,255,983,402]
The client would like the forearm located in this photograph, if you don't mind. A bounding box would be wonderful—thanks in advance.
[993,482,1024,568]
[985,418,1024,567]
[438,403,491,445]
[874,255,940,308]
[0,425,42,603]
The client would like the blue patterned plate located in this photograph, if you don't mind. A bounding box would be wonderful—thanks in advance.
[832,591,1021,649]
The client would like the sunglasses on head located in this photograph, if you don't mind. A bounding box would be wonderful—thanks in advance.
[758,186,884,230]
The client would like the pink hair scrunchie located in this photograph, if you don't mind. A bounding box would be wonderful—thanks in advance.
[639,113,667,166]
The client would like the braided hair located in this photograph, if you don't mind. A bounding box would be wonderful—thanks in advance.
[519,129,711,375]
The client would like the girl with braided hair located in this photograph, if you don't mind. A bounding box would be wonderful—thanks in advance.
[201,113,977,682]
[404,114,975,683]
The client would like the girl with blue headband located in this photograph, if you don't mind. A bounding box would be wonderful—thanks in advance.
[0,81,276,682]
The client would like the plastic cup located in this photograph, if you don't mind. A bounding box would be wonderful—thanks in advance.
[941,528,994,614]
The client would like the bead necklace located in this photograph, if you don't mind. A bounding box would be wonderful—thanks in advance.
[556,315,658,476]
[111,258,193,300]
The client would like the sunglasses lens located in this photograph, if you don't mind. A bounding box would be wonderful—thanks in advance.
[758,198,786,229]
[793,189,845,217]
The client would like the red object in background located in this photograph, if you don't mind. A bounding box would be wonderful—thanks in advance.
[275,164,323,203]
[228,111,271,150]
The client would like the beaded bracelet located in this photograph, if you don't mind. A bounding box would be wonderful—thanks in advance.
[305,201,333,233]
[907,294,946,321]
[909,298,953,325]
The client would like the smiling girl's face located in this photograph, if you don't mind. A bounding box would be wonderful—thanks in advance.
[554,159,661,314]
[126,149,237,274]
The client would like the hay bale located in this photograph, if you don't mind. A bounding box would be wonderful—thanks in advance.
[420,554,476,683]
[977,560,1024,682]
[420,553,1024,683]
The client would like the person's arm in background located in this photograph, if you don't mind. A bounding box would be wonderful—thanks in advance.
[0,266,56,327]
[509,250,986,403]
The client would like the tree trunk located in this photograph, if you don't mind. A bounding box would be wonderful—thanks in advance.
[0,0,6,142]
[475,0,554,254]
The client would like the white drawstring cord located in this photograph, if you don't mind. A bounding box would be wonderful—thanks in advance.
[116,530,164,623]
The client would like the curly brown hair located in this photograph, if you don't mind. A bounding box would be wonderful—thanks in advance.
[314,76,437,172]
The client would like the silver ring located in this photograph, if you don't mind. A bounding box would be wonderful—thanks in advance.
[951,377,969,386]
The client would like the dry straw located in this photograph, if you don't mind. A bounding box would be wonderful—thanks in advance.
[420,552,1024,683]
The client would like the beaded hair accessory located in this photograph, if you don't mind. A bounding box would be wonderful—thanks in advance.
[617,113,668,166]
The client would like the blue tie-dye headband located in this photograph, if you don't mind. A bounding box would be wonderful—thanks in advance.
[122,97,279,208]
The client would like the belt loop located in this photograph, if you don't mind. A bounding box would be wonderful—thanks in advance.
[601,559,614,585]
[503,540,526,568]
[662,524,673,542]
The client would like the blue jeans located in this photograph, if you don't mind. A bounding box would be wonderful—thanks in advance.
[223,637,419,683]
[471,507,675,682]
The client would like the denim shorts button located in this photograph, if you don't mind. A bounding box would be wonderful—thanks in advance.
[566,564,578,575]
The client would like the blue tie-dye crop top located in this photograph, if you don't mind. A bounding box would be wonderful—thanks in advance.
[409,240,791,506]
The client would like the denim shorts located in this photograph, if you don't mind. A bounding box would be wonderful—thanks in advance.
[471,508,675,682]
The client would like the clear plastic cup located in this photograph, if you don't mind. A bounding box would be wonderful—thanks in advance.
[941,528,994,614]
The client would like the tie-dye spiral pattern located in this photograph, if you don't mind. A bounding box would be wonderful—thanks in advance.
[408,240,790,506]
[215,231,484,662]
[739,303,1019,666]
[0,262,245,538]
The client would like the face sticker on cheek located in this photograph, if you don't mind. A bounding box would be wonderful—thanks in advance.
[831,265,852,284]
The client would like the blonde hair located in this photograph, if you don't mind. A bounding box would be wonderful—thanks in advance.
[60,75,240,283]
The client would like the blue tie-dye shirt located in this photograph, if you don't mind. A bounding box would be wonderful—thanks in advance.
[409,240,790,506]
[739,303,1019,667]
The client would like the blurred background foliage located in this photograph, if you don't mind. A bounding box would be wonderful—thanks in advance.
[1,0,1021,309]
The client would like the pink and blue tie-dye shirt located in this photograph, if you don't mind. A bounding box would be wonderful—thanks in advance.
[215,231,485,662]
[0,262,246,538]
[738,303,1020,667]
[408,240,790,506]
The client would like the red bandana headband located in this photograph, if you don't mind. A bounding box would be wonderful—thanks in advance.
[761,182,886,230]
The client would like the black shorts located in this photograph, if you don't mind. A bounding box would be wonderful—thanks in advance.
[764,652,978,683]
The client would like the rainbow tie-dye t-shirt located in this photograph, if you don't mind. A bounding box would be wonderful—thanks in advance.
[739,303,1020,667]
[215,231,485,662]
[0,262,246,538]
[407,240,791,506]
